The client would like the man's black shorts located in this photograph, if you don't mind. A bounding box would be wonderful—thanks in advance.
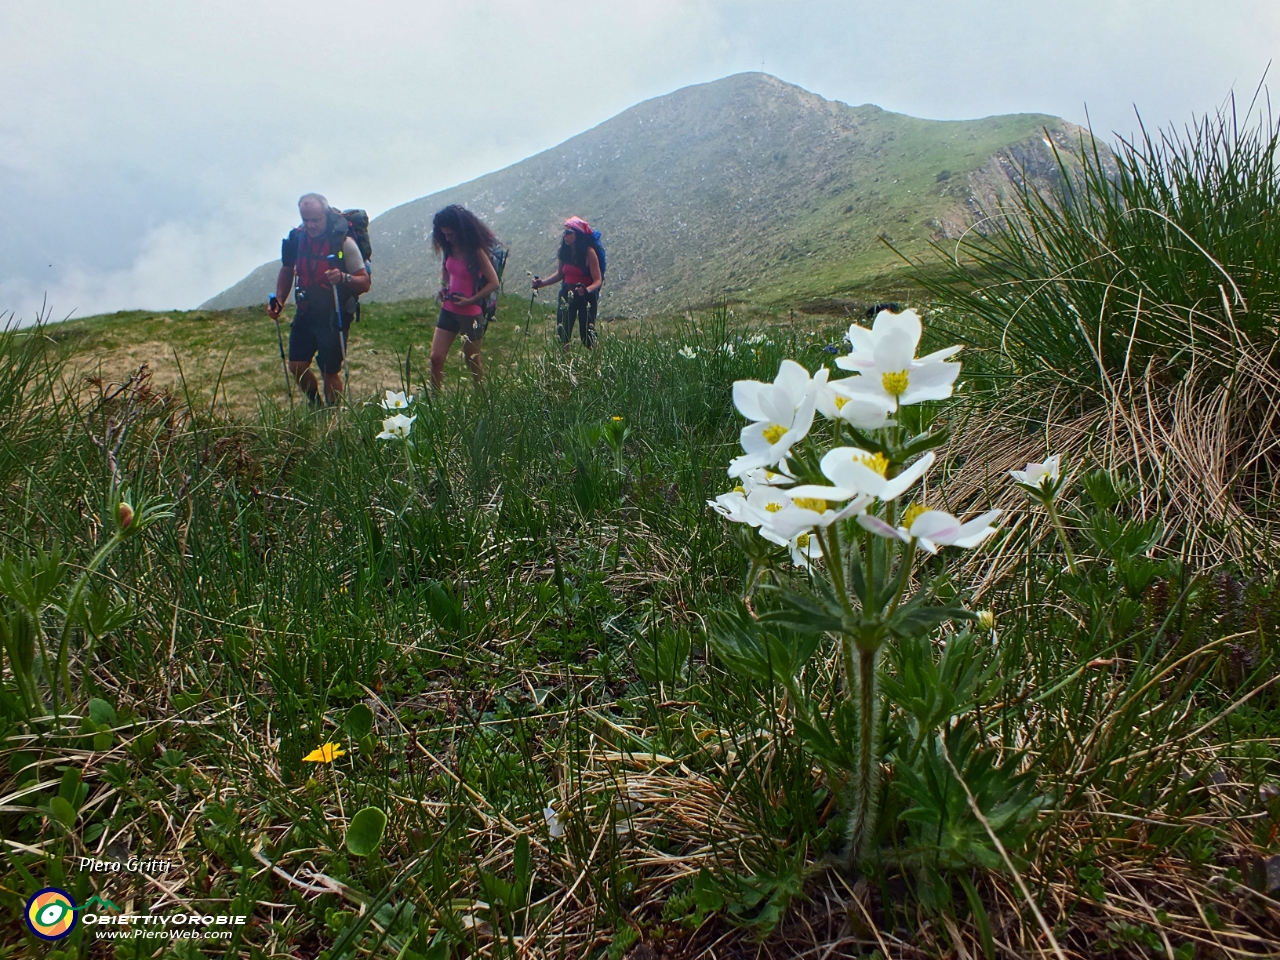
[436,308,485,343]
[289,306,348,375]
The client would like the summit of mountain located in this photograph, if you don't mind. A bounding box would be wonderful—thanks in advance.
[204,72,1096,314]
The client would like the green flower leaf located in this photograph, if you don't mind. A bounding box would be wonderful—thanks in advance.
[88,697,118,727]
[49,796,77,828]
[344,703,374,741]
[345,806,387,857]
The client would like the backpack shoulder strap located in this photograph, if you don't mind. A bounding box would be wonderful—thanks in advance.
[282,227,302,268]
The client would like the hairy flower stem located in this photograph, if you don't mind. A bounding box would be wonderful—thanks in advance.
[846,645,881,870]
[55,532,125,715]
[1044,499,1078,574]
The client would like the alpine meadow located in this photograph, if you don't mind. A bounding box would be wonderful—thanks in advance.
[2,73,1279,960]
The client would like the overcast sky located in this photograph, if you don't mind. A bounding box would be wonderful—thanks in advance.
[3,0,1277,322]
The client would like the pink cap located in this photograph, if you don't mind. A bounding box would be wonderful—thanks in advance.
[563,216,592,235]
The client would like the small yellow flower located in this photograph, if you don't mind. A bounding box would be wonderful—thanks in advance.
[303,742,346,763]
[611,415,624,422]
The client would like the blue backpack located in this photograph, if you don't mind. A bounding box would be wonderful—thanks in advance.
[590,229,607,276]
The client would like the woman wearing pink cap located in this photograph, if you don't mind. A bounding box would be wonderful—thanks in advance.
[532,216,603,347]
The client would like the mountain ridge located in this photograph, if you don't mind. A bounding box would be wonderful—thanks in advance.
[204,73,1094,315]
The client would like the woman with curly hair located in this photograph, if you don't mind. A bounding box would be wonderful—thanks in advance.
[532,216,603,348]
[430,204,500,389]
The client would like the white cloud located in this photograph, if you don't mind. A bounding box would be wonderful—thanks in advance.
[3,0,1277,322]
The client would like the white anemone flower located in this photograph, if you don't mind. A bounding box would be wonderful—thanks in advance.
[707,467,795,524]
[780,530,823,568]
[834,308,961,408]
[678,346,697,359]
[788,531,823,567]
[758,524,825,568]
[729,360,820,476]
[815,375,895,429]
[377,413,416,441]
[1010,454,1062,495]
[543,803,564,838]
[744,486,870,542]
[381,390,414,410]
[708,486,756,525]
[859,504,1002,554]
[819,448,935,502]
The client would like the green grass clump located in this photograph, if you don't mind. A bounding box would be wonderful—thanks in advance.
[913,99,1280,568]
[0,300,1277,959]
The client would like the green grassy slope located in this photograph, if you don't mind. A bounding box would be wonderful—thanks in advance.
[206,73,1089,317]
[45,295,563,411]
[48,288,870,413]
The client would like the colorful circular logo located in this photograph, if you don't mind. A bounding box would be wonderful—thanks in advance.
[26,888,78,941]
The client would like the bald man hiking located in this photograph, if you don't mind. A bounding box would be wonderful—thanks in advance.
[269,193,371,405]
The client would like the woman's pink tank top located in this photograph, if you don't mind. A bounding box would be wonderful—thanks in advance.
[562,260,591,286]
[443,254,481,316]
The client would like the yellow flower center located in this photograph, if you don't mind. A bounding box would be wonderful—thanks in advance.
[762,424,788,445]
[902,502,928,529]
[834,395,849,410]
[795,533,811,548]
[882,369,910,397]
[856,452,889,477]
[731,485,745,495]
[792,497,828,512]
[765,502,784,513]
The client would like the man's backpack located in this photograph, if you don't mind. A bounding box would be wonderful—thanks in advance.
[335,209,371,324]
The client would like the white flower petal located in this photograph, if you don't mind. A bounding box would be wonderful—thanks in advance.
[832,494,874,521]
[732,380,769,422]
[543,804,564,838]
[917,344,963,364]
[874,327,917,374]
[786,484,854,501]
[774,358,813,396]
[906,509,962,542]
[857,512,906,541]
[878,452,936,502]
[872,308,922,351]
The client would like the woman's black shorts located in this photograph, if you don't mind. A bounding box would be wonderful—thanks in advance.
[436,308,485,342]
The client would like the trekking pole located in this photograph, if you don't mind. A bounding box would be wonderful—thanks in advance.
[524,275,539,335]
[328,255,350,404]
[268,295,294,407]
